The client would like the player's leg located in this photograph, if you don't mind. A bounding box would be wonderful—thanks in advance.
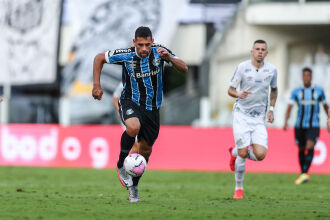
[231,111,251,199]
[118,117,141,168]
[233,147,249,199]
[117,100,141,188]
[249,120,268,161]
[297,127,320,184]
[249,144,267,161]
[129,139,139,154]
[127,139,152,203]
[128,108,160,202]
[302,140,315,173]
[294,128,311,184]
[295,128,306,173]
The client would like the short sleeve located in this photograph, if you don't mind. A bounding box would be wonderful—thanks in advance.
[319,88,327,104]
[229,67,242,88]
[270,69,277,88]
[105,48,132,64]
[289,90,296,105]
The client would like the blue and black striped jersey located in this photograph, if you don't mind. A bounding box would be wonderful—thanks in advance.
[105,44,175,110]
[290,86,327,128]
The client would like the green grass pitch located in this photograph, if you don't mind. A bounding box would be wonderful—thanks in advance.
[0,167,329,220]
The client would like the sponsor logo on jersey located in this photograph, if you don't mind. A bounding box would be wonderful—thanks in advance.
[245,69,251,72]
[126,109,134,115]
[236,138,243,147]
[135,67,160,78]
[300,100,317,105]
[129,61,137,70]
[264,75,272,82]
[263,69,270,72]
[152,58,160,66]
[255,78,263,83]
[247,76,253,81]
[115,48,131,54]
[108,51,114,57]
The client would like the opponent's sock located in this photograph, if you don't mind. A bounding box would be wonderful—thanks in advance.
[235,156,246,190]
[117,131,136,168]
[232,147,238,157]
[247,148,258,161]
[298,149,305,173]
[302,149,314,173]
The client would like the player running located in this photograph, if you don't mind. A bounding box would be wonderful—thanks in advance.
[283,67,329,184]
[228,39,278,199]
[92,26,188,202]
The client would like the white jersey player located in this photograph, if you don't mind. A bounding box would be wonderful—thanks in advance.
[228,39,278,199]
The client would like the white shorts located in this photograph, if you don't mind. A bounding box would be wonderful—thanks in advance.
[232,110,268,149]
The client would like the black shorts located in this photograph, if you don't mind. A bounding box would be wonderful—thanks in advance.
[294,127,320,147]
[119,99,160,146]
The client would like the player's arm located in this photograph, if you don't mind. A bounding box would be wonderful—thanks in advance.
[283,103,293,130]
[323,103,329,116]
[92,53,107,100]
[228,87,251,99]
[157,48,188,73]
[0,97,3,102]
[267,87,277,123]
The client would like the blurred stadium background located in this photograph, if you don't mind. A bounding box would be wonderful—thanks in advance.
[1,0,330,219]
[0,0,330,177]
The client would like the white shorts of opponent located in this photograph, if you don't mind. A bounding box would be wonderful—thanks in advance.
[232,108,268,150]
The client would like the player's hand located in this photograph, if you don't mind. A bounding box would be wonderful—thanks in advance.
[157,48,170,61]
[327,118,330,133]
[0,97,3,102]
[283,122,288,131]
[238,91,251,99]
[92,85,103,100]
[267,110,274,123]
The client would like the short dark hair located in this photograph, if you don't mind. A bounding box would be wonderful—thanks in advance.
[254,39,267,45]
[135,26,152,39]
[302,67,312,75]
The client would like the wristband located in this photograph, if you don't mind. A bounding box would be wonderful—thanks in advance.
[269,106,274,111]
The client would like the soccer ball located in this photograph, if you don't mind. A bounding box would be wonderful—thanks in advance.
[124,153,147,177]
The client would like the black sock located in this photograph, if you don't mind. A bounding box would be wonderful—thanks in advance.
[298,150,305,173]
[132,158,149,186]
[117,131,136,168]
[133,176,141,186]
[302,149,314,173]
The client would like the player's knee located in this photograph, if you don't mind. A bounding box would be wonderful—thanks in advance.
[238,150,248,158]
[126,124,140,137]
[255,152,266,161]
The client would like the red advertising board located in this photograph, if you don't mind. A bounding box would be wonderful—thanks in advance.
[0,125,329,173]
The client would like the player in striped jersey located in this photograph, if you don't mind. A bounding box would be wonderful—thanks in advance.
[92,26,188,202]
[284,67,329,184]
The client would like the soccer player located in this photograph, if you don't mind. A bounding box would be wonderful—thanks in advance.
[228,39,278,199]
[283,67,329,184]
[92,26,188,202]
